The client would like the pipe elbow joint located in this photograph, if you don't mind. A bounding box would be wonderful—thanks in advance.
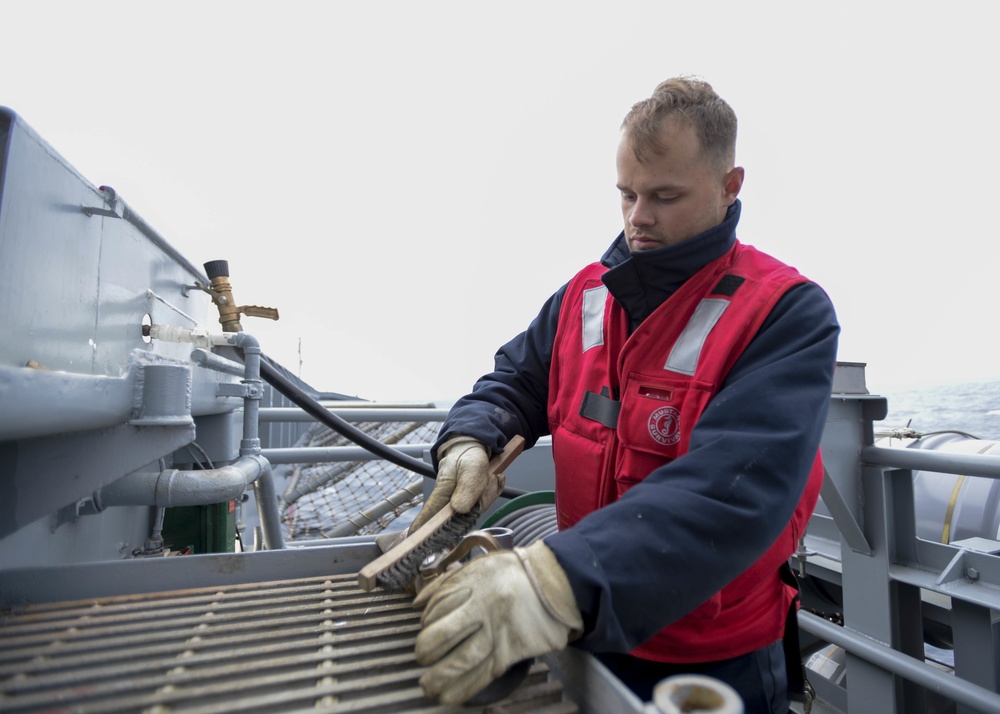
[151,454,270,507]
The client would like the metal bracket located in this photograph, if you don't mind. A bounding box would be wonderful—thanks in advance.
[821,466,874,556]
[81,185,124,218]
[937,538,1000,586]
[217,382,261,399]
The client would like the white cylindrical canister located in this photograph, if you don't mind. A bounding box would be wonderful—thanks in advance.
[652,674,743,714]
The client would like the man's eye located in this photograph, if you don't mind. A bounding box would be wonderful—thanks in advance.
[655,195,677,204]
[621,192,636,202]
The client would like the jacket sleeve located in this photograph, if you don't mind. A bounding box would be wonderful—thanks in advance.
[430,285,567,464]
[545,281,840,653]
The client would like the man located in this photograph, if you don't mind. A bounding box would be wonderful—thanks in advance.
[410,76,839,714]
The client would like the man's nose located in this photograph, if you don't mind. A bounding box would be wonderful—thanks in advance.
[629,197,654,226]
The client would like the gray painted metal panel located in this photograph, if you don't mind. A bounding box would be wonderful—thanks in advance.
[0,108,240,418]
[0,109,249,564]
[0,540,379,606]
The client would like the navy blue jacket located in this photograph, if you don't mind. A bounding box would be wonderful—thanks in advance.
[433,200,840,654]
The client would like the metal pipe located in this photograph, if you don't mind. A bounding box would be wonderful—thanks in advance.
[97,454,271,508]
[258,356,439,478]
[151,505,165,536]
[215,330,278,544]
[322,479,424,538]
[95,455,284,550]
[312,400,437,409]
[257,407,449,423]
[147,325,285,548]
[262,444,432,465]
[282,423,425,507]
[861,445,1000,480]
[251,459,284,550]
[798,610,1000,713]
[229,331,262,456]
[254,353,535,500]
[190,348,246,376]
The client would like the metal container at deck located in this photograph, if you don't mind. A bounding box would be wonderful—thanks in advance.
[876,432,1000,545]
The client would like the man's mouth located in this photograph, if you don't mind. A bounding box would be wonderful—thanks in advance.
[630,234,660,250]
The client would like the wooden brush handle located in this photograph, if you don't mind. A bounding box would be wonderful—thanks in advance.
[357,435,525,591]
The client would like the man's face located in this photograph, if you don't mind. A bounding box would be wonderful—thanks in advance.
[616,118,743,252]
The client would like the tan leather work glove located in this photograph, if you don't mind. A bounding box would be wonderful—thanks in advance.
[412,540,583,705]
[409,437,503,532]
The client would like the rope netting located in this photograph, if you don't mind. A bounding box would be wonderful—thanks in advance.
[279,420,442,540]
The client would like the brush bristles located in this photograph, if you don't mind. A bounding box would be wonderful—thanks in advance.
[375,509,480,591]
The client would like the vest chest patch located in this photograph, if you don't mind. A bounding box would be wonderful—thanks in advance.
[648,406,681,446]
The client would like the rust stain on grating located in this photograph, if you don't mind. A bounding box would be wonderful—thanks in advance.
[0,573,579,713]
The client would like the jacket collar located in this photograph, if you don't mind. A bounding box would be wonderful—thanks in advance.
[600,200,741,330]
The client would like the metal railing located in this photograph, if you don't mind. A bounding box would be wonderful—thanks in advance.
[802,427,1000,714]
[256,399,446,541]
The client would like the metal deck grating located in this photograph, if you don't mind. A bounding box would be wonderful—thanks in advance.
[0,573,579,713]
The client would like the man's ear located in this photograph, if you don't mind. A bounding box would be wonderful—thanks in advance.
[723,166,745,202]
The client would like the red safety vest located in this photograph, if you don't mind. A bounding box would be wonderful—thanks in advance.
[547,240,824,662]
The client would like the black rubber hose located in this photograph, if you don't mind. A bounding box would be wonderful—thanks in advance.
[258,355,527,500]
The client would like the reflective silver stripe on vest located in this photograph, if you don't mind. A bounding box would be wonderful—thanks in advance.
[663,298,730,375]
[582,285,608,352]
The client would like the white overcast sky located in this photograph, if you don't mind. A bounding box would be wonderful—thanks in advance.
[4,2,997,403]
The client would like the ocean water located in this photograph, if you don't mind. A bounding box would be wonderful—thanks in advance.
[875,378,1000,441]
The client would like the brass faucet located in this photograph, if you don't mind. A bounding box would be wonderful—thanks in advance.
[196,260,279,333]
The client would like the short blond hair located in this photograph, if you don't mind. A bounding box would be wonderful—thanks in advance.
[621,76,737,167]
